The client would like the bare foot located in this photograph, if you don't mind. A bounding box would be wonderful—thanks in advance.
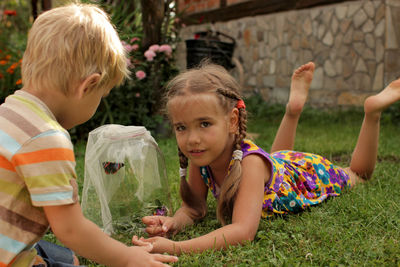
[345,167,367,186]
[287,62,315,115]
[73,254,80,266]
[364,78,400,116]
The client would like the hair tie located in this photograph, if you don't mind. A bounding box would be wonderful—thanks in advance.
[179,167,187,177]
[232,150,243,161]
[236,99,246,109]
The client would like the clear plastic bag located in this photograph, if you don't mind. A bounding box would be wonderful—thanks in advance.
[81,124,172,235]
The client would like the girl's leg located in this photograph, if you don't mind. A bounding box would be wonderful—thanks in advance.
[347,78,400,184]
[270,62,315,153]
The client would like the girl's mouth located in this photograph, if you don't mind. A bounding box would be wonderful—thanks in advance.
[189,149,205,156]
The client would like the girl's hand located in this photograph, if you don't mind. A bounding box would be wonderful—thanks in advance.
[126,243,178,266]
[132,235,179,255]
[142,215,179,237]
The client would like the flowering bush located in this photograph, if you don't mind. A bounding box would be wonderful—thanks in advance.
[1,1,183,141]
[0,4,30,102]
[0,53,22,92]
[84,37,179,136]
[72,1,183,140]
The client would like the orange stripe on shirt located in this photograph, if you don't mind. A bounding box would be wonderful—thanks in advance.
[11,148,75,166]
[0,155,14,172]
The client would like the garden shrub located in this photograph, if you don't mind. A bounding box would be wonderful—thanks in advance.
[1,1,183,142]
[0,1,30,101]
[71,0,183,141]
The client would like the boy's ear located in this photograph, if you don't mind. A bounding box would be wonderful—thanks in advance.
[76,73,101,98]
[229,108,239,133]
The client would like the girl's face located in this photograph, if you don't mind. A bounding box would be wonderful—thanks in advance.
[169,93,238,168]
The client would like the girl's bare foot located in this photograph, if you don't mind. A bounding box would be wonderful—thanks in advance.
[364,78,400,117]
[287,62,315,115]
[73,254,80,266]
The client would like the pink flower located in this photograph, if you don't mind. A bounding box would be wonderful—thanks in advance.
[123,41,139,53]
[124,44,135,53]
[159,44,172,56]
[130,37,140,43]
[144,50,156,61]
[126,58,133,68]
[149,44,160,52]
[131,44,139,51]
[135,92,140,97]
[135,70,146,80]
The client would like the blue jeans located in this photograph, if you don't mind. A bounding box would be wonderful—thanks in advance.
[34,240,83,267]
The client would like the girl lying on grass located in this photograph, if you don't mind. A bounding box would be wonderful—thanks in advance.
[132,61,400,254]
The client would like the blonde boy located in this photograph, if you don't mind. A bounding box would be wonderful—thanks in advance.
[0,3,178,267]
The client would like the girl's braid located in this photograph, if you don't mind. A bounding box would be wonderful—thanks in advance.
[178,148,207,219]
[215,87,248,224]
[216,87,247,146]
[178,148,188,169]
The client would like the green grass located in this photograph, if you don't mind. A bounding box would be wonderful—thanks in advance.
[55,105,400,266]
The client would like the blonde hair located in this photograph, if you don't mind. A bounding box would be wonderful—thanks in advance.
[21,3,129,94]
[165,63,248,225]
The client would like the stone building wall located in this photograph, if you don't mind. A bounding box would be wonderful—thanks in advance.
[176,0,400,107]
[177,0,219,14]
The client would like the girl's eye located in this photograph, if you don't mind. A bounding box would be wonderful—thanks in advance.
[175,125,185,132]
[200,121,211,128]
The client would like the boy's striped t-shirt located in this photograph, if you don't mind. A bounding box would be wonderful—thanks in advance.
[0,90,78,266]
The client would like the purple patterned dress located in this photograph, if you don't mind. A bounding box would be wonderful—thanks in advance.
[200,139,352,218]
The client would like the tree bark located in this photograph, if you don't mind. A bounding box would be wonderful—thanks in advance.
[42,0,52,11]
[140,0,165,49]
[31,0,52,20]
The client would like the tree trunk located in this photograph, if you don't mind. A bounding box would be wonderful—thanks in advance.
[31,0,52,20]
[42,0,52,11]
[140,0,165,49]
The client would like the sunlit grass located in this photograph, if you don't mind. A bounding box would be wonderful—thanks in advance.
[49,105,400,266]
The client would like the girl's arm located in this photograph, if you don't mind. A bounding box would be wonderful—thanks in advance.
[143,163,208,236]
[169,164,209,231]
[136,154,270,254]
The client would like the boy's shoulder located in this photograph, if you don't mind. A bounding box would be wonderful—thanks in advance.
[0,90,72,161]
[0,91,77,265]
[0,90,69,140]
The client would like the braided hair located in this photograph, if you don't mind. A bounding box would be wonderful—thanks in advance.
[165,63,248,224]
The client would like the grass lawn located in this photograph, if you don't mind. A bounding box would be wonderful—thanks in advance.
[65,104,400,266]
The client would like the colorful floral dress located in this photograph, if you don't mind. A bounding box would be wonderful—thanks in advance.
[200,139,352,218]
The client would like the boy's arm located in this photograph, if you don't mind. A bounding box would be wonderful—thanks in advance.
[136,155,270,254]
[44,202,178,267]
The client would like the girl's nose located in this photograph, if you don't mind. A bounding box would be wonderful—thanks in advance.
[187,130,200,145]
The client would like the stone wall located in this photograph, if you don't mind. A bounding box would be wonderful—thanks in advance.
[177,0,220,14]
[177,0,249,15]
[176,0,400,107]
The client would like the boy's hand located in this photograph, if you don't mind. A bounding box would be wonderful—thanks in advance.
[126,245,178,266]
[44,203,177,266]
[142,216,178,237]
[132,236,179,255]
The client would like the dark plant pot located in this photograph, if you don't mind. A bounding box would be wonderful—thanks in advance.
[185,39,235,70]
